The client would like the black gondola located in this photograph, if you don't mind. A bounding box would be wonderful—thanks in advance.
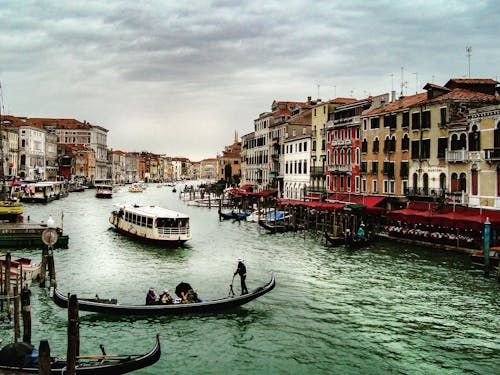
[218,210,250,221]
[258,219,299,233]
[0,334,161,374]
[52,273,275,316]
[346,235,375,249]
[324,231,346,246]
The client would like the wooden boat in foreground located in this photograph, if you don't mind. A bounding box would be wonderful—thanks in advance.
[0,334,161,374]
[52,273,275,316]
[324,232,346,246]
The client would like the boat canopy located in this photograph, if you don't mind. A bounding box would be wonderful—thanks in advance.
[113,204,189,219]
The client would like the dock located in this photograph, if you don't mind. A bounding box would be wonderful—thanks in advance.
[0,222,69,248]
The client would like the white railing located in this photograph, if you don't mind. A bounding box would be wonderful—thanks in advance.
[446,149,467,163]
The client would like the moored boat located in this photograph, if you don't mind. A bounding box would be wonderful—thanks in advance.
[0,253,41,286]
[218,210,251,221]
[0,222,69,248]
[109,204,191,245]
[0,333,161,374]
[52,274,275,316]
[324,232,346,246]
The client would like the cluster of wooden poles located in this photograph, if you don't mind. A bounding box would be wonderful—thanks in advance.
[1,247,83,374]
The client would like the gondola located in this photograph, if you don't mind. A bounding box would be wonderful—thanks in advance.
[324,231,346,246]
[346,234,375,249]
[52,273,275,316]
[0,334,161,374]
[218,210,251,221]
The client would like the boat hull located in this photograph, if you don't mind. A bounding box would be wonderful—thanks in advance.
[52,274,275,316]
[0,334,161,374]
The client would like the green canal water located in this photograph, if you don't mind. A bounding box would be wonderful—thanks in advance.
[2,184,499,374]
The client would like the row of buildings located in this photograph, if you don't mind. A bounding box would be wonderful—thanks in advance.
[240,78,500,211]
[0,115,232,184]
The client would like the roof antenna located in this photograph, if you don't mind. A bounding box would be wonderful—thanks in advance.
[466,45,472,78]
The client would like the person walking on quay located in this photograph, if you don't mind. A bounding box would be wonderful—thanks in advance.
[233,257,248,295]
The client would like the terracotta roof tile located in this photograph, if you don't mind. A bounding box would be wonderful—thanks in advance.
[427,88,498,103]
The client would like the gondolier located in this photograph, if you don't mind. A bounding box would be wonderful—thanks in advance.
[233,257,248,295]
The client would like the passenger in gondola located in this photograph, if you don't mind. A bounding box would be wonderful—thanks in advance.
[159,289,173,305]
[146,287,158,305]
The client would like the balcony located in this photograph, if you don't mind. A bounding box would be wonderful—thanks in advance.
[404,187,446,202]
[327,164,352,174]
[310,166,325,177]
[484,148,500,162]
[446,149,467,163]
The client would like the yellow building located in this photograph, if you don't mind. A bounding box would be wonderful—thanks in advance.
[362,92,426,208]
[467,103,500,208]
[407,79,498,204]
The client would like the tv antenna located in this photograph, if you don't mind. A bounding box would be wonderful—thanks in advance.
[466,45,472,77]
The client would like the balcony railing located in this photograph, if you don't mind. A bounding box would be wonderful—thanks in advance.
[446,149,467,163]
[404,187,446,201]
[310,166,325,177]
[327,164,352,173]
[484,148,500,161]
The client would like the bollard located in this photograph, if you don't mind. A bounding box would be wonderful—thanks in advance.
[21,286,32,344]
[483,217,491,277]
[38,339,51,374]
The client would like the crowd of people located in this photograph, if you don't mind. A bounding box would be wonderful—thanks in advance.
[384,222,480,249]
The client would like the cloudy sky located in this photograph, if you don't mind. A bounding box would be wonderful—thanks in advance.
[0,1,498,160]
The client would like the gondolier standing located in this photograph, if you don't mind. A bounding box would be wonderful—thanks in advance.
[233,257,248,295]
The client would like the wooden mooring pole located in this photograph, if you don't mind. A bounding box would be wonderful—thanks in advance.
[21,286,32,344]
[67,294,80,374]
[39,339,51,374]
[39,246,48,288]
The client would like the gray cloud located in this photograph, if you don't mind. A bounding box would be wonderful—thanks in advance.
[0,0,498,160]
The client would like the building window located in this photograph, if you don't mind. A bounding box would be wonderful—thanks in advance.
[469,125,480,151]
[440,107,447,127]
[372,161,378,174]
[402,134,409,151]
[362,179,367,192]
[400,161,409,178]
[370,117,380,129]
[402,112,410,128]
[411,112,420,130]
[411,140,420,159]
[438,137,448,159]
[372,180,378,193]
[361,139,368,153]
[422,111,431,129]
[373,138,379,153]
[421,139,431,159]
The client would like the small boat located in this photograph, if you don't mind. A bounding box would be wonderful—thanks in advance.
[20,182,64,203]
[128,183,143,193]
[0,253,41,286]
[109,204,191,245]
[95,184,113,198]
[0,199,23,222]
[346,234,375,249]
[258,211,297,233]
[324,232,346,246]
[52,274,275,316]
[218,210,251,221]
[0,334,161,374]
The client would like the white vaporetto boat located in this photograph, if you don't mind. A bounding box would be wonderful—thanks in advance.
[109,204,191,245]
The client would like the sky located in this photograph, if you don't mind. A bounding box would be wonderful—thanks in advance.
[0,0,498,161]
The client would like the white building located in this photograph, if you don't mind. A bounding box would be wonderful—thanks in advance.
[283,133,311,199]
[18,126,46,181]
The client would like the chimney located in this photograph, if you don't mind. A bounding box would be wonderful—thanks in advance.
[307,96,312,103]
[399,96,404,108]
[391,90,396,102]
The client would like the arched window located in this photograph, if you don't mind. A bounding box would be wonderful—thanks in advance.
[347,149,351,165]
[451,134,459,150]
[355,148,360,164]
[373,137,379,153]
[402,134,409,151]
[495,121,500,150]
[340,149,345,165]
[469,125,480,151]
[439,173,446,191]
[471,167,478,196]
[384,136,391,153]
[361,138,368,153]
[391,136,396,152]
[450,172,458,192]
[412,173,418,190]
[459,133,467,150]
[459,172,467,192]
[423,173,429,195]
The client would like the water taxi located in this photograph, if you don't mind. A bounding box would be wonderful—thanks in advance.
[109,204,191,245]
[128,183,143,193]
[20,181,63,203]
[95,184,113,198]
